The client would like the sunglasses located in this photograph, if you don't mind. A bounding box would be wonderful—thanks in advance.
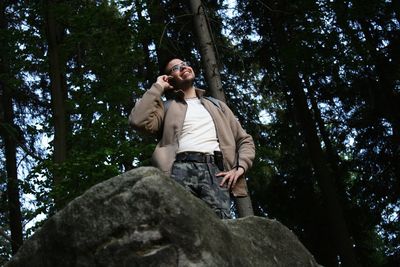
[169,61,190,74]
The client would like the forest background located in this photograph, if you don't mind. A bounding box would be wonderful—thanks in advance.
[0,0,399,266]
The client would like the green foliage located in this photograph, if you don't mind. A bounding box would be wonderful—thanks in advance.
[229,0,399,266]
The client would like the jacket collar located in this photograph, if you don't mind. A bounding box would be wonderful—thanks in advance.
[172,87,206,102]
[195,88,206,97]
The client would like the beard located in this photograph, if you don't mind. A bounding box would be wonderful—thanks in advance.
[175,76,194,90]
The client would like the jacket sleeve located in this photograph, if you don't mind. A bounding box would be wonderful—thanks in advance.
[128,83,165,135]
[222,102,255,173]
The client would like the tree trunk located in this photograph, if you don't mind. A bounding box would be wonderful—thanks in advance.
[0,1,24,254]
[281,48,360,267]
[189,0,226,102]
[269,8,360,266]
[44,0,68,208]
[189,0,254,217]
[291,76,360,267]
[0,82,24,255]
[307,85,347,196]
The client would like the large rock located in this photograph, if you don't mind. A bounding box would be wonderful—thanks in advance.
[6,167,320,267]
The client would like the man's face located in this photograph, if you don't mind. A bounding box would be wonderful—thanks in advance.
[166,59,195,89]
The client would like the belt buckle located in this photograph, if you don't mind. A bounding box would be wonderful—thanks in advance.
[191,152,202,162]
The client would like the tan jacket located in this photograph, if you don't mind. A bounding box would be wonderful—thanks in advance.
[129,83,255,196]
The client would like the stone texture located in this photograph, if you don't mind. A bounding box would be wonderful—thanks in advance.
[6,167,321,267]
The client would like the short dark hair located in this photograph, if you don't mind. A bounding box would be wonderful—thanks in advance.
[159,55,179,75]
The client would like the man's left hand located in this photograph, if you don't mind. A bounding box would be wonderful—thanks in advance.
[217,167,245,189]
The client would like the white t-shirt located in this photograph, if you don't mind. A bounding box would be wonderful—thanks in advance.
[176,98,221,154]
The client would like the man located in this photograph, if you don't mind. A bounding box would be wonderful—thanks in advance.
[129,58,255,219]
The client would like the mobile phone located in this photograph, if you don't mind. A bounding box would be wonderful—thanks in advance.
[167,76,176,87]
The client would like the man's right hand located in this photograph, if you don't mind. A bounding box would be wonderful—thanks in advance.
[156,75,174,91]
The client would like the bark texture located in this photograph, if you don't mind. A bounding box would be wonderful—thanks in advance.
[44,0,68,206]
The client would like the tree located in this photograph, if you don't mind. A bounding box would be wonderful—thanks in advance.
[43,0,69,208]
[0,0,24,254]
[230,0,398,265]
[189,0,226,102]
[189,0,254,217]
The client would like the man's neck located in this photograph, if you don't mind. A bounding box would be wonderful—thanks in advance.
[182,86,197,99]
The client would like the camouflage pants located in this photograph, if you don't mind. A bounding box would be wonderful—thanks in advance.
[170,161,231,219]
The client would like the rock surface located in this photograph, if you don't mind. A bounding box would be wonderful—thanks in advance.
[6,167,321,267]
